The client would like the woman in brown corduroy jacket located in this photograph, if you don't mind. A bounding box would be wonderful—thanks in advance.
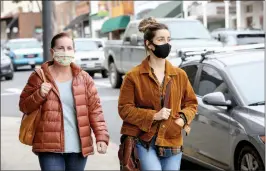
[118,17,198,170]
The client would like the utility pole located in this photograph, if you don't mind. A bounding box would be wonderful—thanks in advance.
[89,1,92,38]
[42,0,53,61]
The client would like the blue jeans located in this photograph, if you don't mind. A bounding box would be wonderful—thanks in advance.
[136,138,182,170]
[38,152,87,171]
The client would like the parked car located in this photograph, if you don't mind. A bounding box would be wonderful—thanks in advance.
[211,29,265,46]
[104,18,222,88]
[1,49,14,80]
[4,38,43,70]
[74,38,108,78]
[169,46,265,171]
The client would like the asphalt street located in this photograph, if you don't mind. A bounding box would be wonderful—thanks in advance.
[1,68,209,170]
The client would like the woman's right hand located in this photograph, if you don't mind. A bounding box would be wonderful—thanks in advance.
[40,83,52,97]
[153,107,171,121]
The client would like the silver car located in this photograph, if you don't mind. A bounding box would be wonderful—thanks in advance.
[178,48,265,171]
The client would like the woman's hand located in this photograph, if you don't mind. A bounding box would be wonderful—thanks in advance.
[175,118,185,128]
[97,141,107,154]
[153,107,171,121]
[40,83,52,97]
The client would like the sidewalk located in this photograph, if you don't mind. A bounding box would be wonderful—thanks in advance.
[1,116,120,170]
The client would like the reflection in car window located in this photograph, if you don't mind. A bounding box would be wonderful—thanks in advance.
[228,61,264,105]
[182,65,198,87]
[198,66,229,99]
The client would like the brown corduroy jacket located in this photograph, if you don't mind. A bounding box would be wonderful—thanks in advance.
[118,57,198,147]
[19,61,109,157]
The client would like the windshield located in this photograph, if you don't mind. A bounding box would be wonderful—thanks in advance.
[165,21,212,40]
[7,40,41,50]
[74,40,99,51]
[228,61,264,105]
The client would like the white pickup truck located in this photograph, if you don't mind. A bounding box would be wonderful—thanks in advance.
[104,18,223,88]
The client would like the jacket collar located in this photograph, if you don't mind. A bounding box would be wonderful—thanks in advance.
[139,56,177,76]
[41,61,82,82]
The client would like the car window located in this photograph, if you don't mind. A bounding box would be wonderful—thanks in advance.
[181,65,199,88]
[165,21,212,39]
[124,25,137,41]
[227,61,264,105]
[74,40,98,51]
[7,40,41,50]
[236,34,265,45]
[198,66,230,100]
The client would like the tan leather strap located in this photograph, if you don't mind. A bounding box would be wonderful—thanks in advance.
[39,68,47,83]
[35,68,47,83]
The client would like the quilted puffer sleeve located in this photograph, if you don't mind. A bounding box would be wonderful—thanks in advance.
[19,71,46,114]
[84,73,110,146]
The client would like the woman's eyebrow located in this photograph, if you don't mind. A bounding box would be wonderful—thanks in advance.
[156,36,165,39]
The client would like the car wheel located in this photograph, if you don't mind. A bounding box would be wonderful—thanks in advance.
[109,62,122,88]
[13,64,18,71]
[5,73,13,80]
[101,69,108,78]
[88,72,95,78]
[237,146,264,171]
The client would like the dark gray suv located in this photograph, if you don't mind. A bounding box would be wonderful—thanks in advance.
[175,48,265,171]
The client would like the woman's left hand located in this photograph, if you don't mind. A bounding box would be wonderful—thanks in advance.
[175,118,185,128]
[97,141,107,154]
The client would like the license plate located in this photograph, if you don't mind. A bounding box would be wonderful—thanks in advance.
[27,54,34,58]
[81,63,93,68]
[28,60,35,65]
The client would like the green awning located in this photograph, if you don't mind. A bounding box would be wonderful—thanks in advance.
[144,1,183,18]
[101,15,130,33]
[90,11,109,21]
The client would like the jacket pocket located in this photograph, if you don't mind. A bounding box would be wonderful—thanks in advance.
[164,118,182,139]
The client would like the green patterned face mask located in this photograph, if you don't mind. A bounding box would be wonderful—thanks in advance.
[53,51,75,66]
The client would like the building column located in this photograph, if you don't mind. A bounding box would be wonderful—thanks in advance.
[236,0,241,30]
[202,1,208,28]
[224,0,230,28]
[183,1,189,18]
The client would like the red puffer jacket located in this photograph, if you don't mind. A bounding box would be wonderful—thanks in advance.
[19,61,109,157]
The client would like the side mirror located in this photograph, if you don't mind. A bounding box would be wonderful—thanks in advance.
[130,34,138,46]
[217,34,221,41]
[124,37,130,42]
[202,92,232,107]
[98,44,103,48]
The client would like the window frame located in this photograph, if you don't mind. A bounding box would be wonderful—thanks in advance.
[180,62,201,91]
[194,63,238,106]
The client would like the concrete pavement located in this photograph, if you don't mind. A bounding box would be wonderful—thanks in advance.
[1,116,120,170]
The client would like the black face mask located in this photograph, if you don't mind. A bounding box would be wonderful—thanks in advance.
[151,42,171,59]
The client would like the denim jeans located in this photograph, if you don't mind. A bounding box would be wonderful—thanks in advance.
[136,137,182,170]
[38,152,87,171]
